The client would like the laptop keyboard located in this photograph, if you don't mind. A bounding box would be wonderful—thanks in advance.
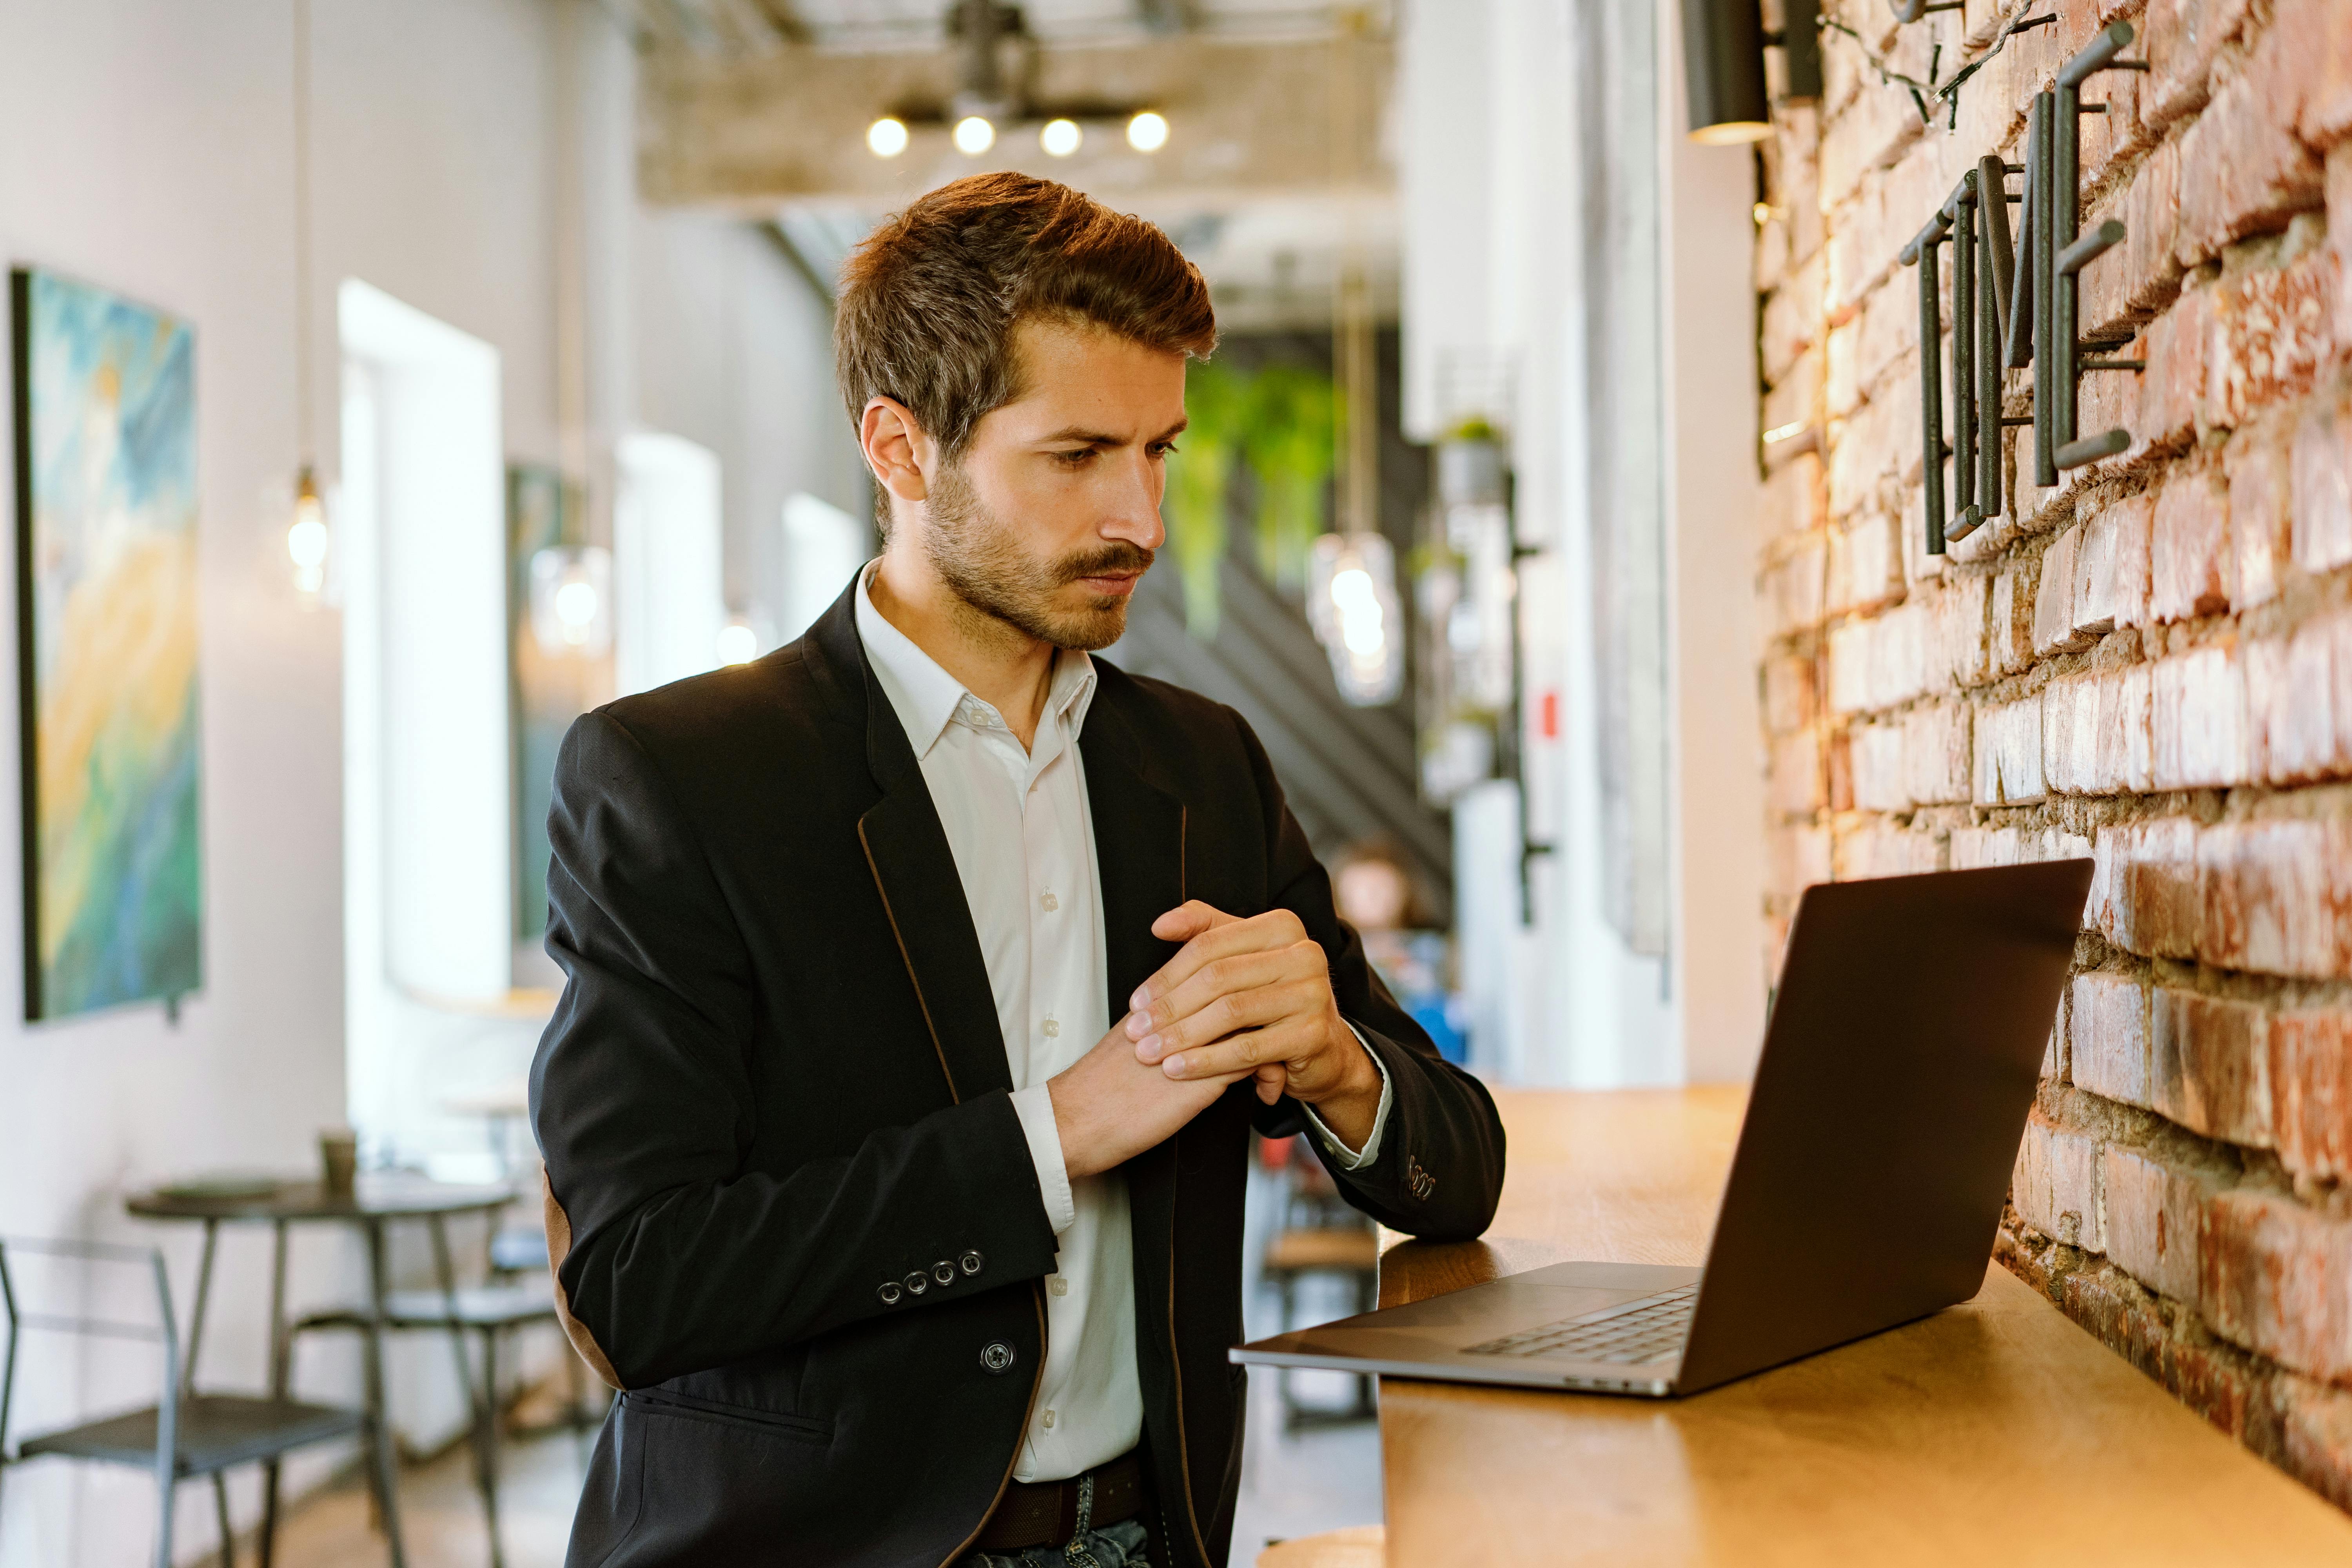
[1463,1284,1698,1364]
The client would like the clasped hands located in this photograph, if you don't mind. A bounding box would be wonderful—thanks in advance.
[1049,900,1384,1179]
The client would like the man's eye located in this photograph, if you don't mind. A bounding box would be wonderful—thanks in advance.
[1052,448,1095,466]
[1150,442,1179,459]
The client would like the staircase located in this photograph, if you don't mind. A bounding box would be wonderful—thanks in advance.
[1103,555,1452,924]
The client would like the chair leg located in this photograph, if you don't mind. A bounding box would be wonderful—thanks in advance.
[259,1460,281,1568]
[477,1327,506,1568]
[213,1471,236,1568]
[155,1475,174,1568]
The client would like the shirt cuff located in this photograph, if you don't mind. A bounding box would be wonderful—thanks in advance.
[1302,1022,1392,1170]
[1009,1083,1077,1236]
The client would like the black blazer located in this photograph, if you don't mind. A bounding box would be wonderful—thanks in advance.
[530,582,1506,1568]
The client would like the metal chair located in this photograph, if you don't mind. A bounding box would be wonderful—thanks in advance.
[0,1235,381,1568]
[288,1270,594,1568]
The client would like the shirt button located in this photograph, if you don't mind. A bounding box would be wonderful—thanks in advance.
[1042,1409,1057,1429]
[1042,1018,1060,1038]
[1047,1275,1069,1296]
[1040,891,1059,912]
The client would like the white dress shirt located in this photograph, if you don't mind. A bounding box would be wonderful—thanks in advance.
[853,564,1390,1483]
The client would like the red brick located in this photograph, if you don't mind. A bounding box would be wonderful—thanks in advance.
[2093,664,2158,793]
[1931,573,1991,689]
[2149,463,2232,621]
[2074,971,2154,1107]
[2276,1376,2352,1514]
[2152,642,2249,788]
[1768,728,1824,818]
[1762,249,1824,386]
[2073,498,2146,638]
[2104,1143,2225,1302]
[1951,825,2021,871]
[2334,146,2352,346]
[2140,285,2212,446]
[1760,654,1817,735]
[1758,450,1826,541]
[2122,136,2185,319]
[1973,694,2047,806]
[2201,1189,2352,1381]
[2270,1011,2352,1180]
[2096,816,2204,959]
[2245,610,2352,784]
[1827,511,1902,615]
[1831,823,1940,881]
[2043,674,2091,796]
[2014,1113,2107,1252]
[2151,987,2275,1144]
[2205,238,2341,430]
[2175,36,2326,267]
[2198,818,2352,979]
[2227,417,2293,607]
[2291,382,2352,573]
[2033,524,2089,655]
[1989,559,2037,677]
[2143,0,2252,132]
[2281,0,2352,147]
[1902,700,1972,806]
[1826,726,1853,813]
[1848,721,1906,812]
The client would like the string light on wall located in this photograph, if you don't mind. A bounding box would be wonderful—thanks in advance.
[715,614,762,666]
[867,116,910,157]
[953,116,996,155]
[1040,117,1082,157]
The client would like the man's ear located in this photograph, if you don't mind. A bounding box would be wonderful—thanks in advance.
[859,397,934,508]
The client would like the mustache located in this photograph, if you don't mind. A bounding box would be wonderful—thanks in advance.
[1055,543,1156,584]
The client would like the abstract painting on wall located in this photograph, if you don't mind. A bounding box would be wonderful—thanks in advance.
[9,267,203,1021]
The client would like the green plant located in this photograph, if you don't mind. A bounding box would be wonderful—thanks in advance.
[1241,365,1338,591]
[1163,358,1248,637]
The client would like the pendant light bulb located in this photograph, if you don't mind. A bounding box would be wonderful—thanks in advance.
[288,464,328,595]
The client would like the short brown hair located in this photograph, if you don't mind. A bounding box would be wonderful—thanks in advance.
[834,173,1218,461]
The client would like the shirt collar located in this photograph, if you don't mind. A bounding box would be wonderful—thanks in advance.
[854,561,1098,758]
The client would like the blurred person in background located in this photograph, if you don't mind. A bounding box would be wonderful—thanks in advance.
[1331,840,1466,1065]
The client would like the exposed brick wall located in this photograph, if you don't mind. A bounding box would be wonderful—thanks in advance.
[1757,0,2352,1503]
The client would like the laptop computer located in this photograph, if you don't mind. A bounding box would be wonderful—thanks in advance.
[1230,858,2094,1398]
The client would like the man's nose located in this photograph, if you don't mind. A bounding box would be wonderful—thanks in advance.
[1101,452,1167,550]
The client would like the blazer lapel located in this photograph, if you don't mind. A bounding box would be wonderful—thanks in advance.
[1080,678,1191,1266]
[826,590,1014,1106]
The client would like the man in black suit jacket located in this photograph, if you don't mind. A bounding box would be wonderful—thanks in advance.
[531,172,1505,1568]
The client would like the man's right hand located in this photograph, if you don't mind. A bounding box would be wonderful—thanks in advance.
[1049,1011,1251,1178]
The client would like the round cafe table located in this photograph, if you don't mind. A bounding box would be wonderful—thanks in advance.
[125,1174,515,1568]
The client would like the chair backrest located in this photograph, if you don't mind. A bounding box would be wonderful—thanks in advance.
[0,1236,179,1472]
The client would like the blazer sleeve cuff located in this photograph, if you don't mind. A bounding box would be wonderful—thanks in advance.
[1302,1021,1394,1170]
[1009,1082,1078,1236]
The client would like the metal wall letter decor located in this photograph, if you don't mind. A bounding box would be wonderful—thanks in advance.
[1903,21,2146,555]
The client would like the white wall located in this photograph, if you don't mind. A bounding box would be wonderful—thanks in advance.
[1397,0,1765,1087]
[0,2,855,1562]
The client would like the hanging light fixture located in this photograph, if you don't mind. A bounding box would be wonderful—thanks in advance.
[1308,534,1404,707]
[529,545,613,658]
[1679,0,1819,143]
[285,0,329,598]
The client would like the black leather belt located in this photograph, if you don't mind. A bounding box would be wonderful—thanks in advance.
[973,1449,1145,1550]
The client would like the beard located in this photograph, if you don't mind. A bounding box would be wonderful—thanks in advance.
[920,461,1154,652]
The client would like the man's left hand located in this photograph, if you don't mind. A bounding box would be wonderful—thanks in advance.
[1126,900,1384,1152]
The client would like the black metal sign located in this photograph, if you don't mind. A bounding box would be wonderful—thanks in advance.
[1903,21,2147,554]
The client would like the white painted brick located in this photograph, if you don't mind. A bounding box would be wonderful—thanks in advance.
[2152,644,2250,789]
[2071,972,2154,1109]
[1974,695,2048,806]
[1951,826,2022,869]
[1902,701,1972,805]
[2092,817,2203,959]
[1850,722,1909,811]
[2014,1115,2107,1253]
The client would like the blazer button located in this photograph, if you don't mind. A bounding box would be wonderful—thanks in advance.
[877,1281,902,1306]
[904,1271,929,1297]
[959,1249,985,1276]
[980,1341,1016,1374]
[933,1260,956,1287]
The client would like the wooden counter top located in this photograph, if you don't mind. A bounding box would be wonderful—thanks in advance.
[1375,1087,2352,1565]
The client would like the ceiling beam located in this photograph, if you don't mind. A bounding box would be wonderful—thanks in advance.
[638,31,1395,210]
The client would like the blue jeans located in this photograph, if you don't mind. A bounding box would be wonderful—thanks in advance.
[956,1515,1149,1568]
